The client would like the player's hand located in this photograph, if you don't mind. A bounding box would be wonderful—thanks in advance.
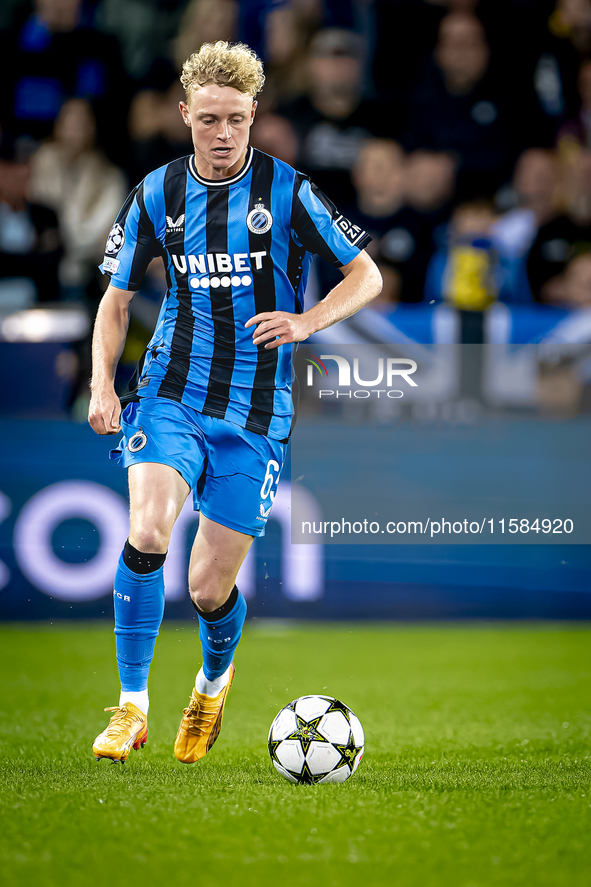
[245,311,313,349]
[88,388,122,435]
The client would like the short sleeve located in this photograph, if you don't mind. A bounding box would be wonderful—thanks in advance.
[291,176,372,267]
[99,180,160,291]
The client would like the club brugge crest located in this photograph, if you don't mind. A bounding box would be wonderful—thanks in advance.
[128,429,148,453]
[106,223,125,255]
[247,203,273,235]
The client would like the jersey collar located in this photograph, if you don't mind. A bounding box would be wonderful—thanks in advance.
[188,147,253,187]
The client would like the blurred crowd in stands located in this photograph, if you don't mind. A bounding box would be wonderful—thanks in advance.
[2,0,591,414]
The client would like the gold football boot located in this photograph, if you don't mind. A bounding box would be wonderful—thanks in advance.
[174,665,235,763]
[92,702,148,762]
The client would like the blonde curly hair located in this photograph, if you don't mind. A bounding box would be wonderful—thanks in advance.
[180,41,265,101]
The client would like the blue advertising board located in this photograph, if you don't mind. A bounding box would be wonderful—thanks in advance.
[0,416,589,621]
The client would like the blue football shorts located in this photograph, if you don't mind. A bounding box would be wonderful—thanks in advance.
[109,396,286,537]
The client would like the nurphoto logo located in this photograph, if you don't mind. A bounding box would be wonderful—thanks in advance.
[305,354,418,399]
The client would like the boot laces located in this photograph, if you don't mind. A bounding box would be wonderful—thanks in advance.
[103,706,142,738]
[182,695,219,736]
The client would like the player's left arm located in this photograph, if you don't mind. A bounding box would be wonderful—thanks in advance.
[245,250,382,349]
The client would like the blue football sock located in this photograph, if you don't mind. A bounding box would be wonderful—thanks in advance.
[197,586,247,680]
[113,553,165,693]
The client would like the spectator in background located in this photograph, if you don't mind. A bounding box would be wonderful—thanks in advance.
[257,2,317,108]
[238,0,322,67]
[348,139,405,304]
[277,28,387,206]
[96,0,188,83]
[528,148,591,300]
[425,200,498,314]
[353,140,406,221]
[493,148,561,301]
[536,252,591,405]
[174,0,238,76]
[0,0,129,167]
[29,98,127,301]
[556,58,591,151]
[101,0,221,101]
[373,0,528,104]
[373,0,453,108]
[434,12,489,92]
[129,81,193,182]
[549,0,591,55]
[250,114,298,166]
[313,139,404,303]
[533,250,591,423]
[406,12,516,198]
[0,135,62,306]
[316,140,452,304]
[403,150,457,285]
[379,149,456,302]
[520,0,591,147]
[405,151,457,219]
[555,250,591,306]
[498,149,561,234]
[426,148,564,310]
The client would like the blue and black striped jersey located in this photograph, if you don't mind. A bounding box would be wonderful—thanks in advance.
[100,147,371,440]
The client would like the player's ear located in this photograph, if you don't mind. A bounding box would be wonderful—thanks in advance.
[179,101,191,127]
[250,100,258,126]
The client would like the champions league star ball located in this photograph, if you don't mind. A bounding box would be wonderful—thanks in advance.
[105,223,125,255]
[268,695,364,784]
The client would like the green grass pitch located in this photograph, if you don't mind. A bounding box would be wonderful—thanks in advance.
[0,621,589,887]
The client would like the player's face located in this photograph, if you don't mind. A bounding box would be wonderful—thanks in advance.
[180,85,256,179]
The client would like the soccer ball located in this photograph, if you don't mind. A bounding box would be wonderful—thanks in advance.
[268,695,364,784]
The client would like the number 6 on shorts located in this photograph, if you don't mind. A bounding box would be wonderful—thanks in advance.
[260,460,281,502]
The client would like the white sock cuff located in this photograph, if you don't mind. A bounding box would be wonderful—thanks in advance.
[119,689,149,715]
[195,666,231,697]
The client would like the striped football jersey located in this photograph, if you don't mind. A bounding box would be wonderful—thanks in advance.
[100,147,371,440]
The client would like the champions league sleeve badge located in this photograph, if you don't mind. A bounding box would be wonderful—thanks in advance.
[105,223,125,255]
[246,203,273,234]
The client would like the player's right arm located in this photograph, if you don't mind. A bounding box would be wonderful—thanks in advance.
[89,174,160,434]
[88,284,135,435]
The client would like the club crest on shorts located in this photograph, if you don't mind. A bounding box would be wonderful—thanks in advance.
[247,203,273,235]
[128,429,148,453]
[106,223,125,255]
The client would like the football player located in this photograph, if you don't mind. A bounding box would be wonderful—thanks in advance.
[89,41,382,763]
